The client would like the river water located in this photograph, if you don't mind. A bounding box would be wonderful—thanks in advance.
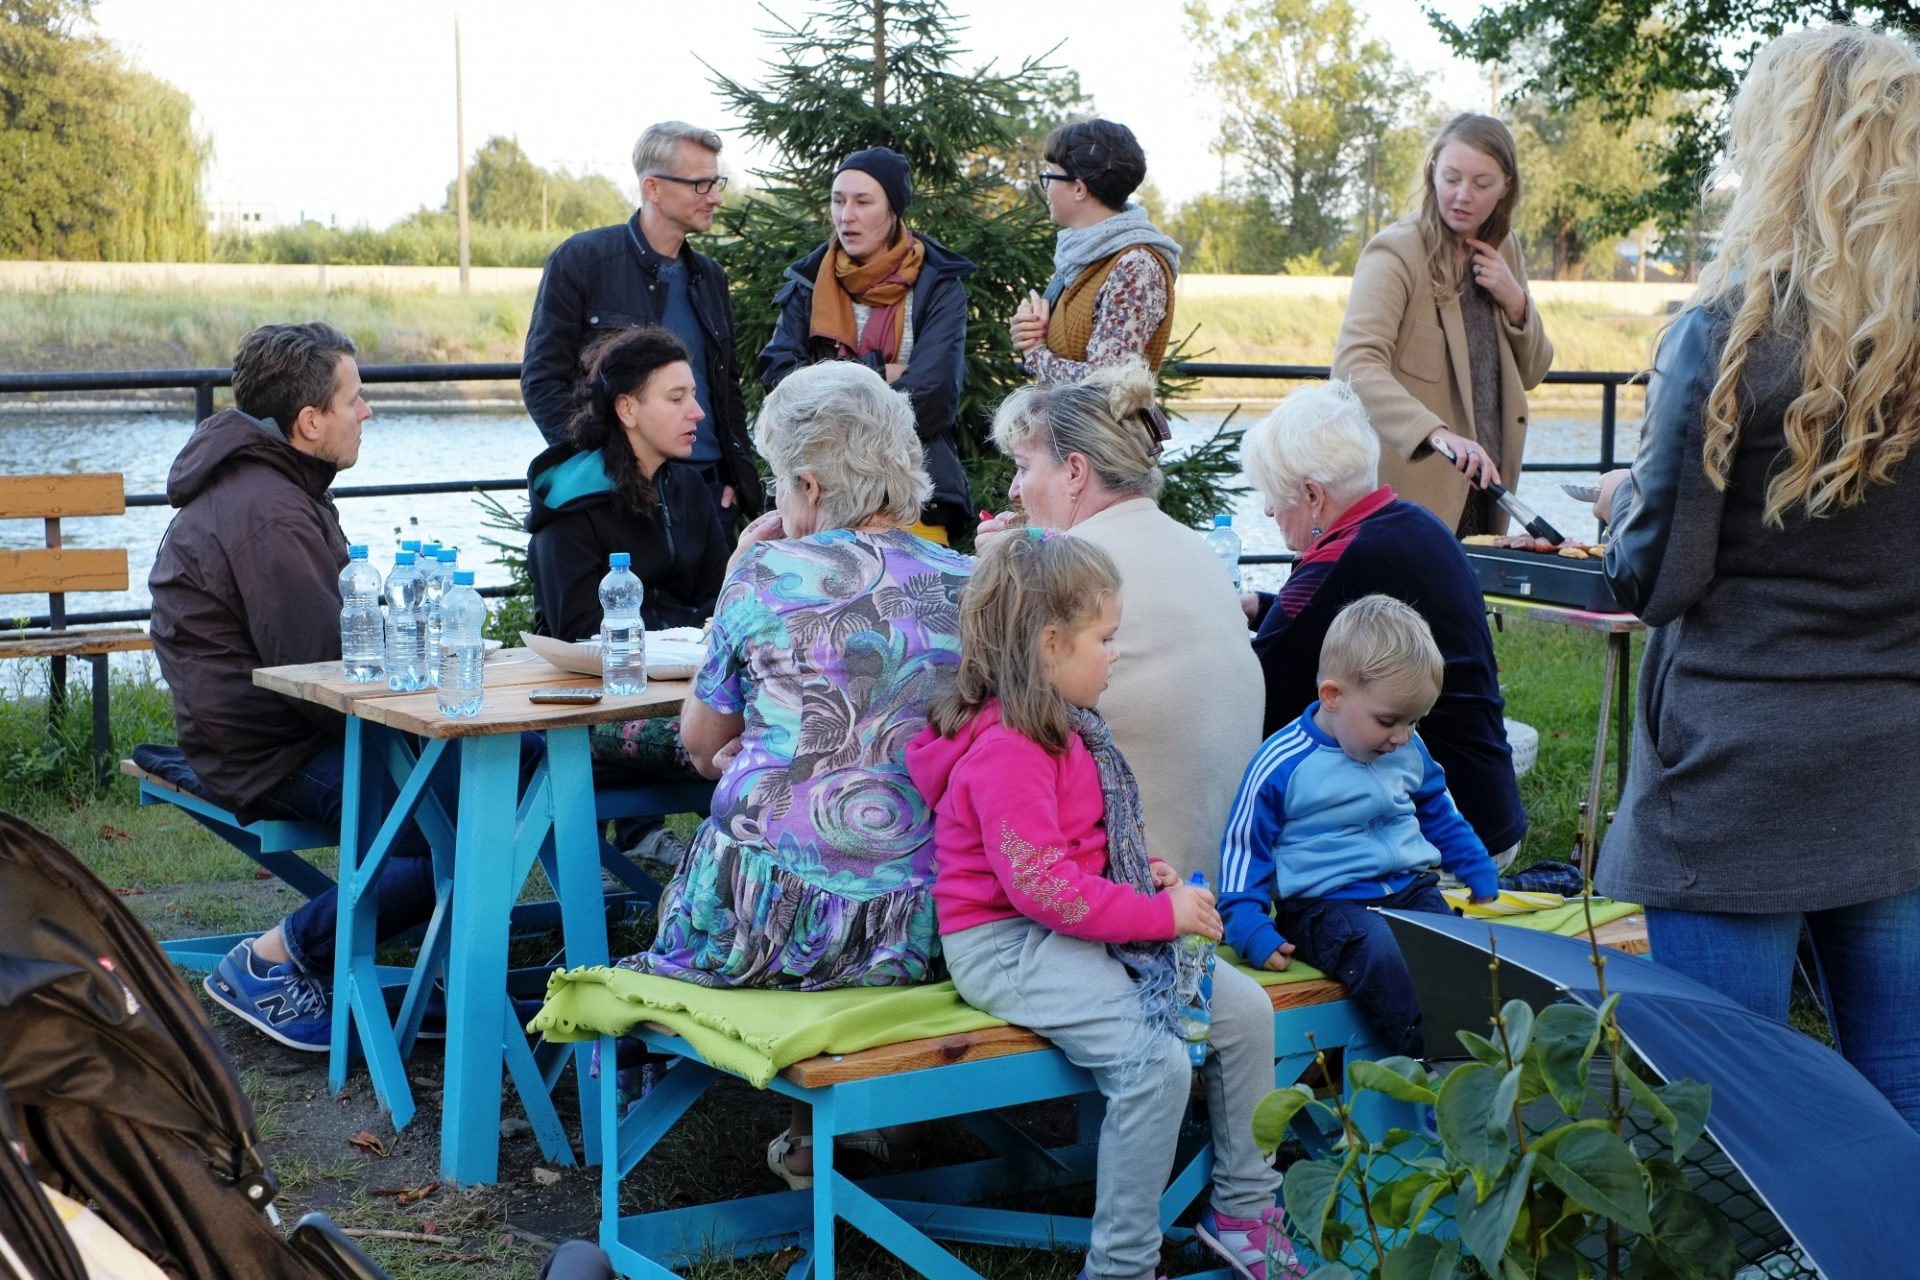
[0,404,1638,626]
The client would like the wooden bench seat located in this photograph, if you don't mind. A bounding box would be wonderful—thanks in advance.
[1,473,153,782]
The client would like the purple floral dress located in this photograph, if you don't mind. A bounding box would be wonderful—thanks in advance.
[619,528,971,989]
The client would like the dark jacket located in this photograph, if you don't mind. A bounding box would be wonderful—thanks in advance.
[1250,494,1527,856]
[522,213,763,517]
[758,234,976,535]
[524,442,729,643]
[1599,304,1920,912]
[148,409,349,818]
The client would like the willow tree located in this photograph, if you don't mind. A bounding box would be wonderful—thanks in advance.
[710,0,1243,531]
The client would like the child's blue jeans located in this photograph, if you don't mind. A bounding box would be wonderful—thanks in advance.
[1272,872,1451,1059]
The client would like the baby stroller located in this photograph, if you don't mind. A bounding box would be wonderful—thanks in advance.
[0,810,610,1280]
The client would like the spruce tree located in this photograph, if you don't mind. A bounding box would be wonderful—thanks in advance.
[710,0,1243,531]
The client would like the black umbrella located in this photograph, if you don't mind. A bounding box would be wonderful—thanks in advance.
[1383,909,1920,1280]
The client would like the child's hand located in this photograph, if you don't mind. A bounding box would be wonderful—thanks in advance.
[1262,943,1297,972]
[1149,860,1179,889]
[1167,883,1221,940]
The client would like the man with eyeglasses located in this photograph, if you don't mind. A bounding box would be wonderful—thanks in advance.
[522,120,762,521]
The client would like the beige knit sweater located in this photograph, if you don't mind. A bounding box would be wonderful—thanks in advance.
[1069,497,1265,882]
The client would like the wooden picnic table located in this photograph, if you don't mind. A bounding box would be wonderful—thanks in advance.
[1485,595,1648,880]
[255,648,692,1185]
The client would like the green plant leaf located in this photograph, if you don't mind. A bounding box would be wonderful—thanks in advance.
[1252,1084,1318,1154]
[1491,1063,1523,1129]
[1381,1232,1463,1280]
[1376,1169,1445,1228]
[1497,998,1534,1060]
[1349,1056,1439,1104]
[1436,1063,1514,1198]
[1653,1079,1711,1161]
[1533,1122,1654,1237]
[1528,1003,1600,1116]
[1283,1156,1350,1258]
[1535,1246,1585,1280]
[1304,1266,1361,1280]
[1455,1028,1508,1068]
[1642,1184,1738,1280]
[1407,1173,1456,1236]
[1458,1152,1535,1269]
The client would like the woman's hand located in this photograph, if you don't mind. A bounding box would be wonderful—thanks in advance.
[1429,427,1503,490]
[1166,882,1222,940]
[1010,293,1051,355]
[1593,468,1632,525]
[1240,591,1261,624]
[973,508,1023,549]
[712,735,744,772]
[1463,238,1527,326]
[1262,943,1298,972]
[883,362,907,384]
[1149,859,1179,889]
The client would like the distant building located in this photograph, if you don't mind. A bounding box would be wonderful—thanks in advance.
[206,201,279,235]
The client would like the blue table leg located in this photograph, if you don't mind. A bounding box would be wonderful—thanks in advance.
[440,732,520,1185]
[329,716,372,1096]
[545,726,612,1164]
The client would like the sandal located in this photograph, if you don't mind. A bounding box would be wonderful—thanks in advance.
[766,1127,892,1190]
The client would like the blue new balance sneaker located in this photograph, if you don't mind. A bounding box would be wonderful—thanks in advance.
[203,938,330,1052]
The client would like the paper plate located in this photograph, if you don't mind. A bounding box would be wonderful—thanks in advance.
[519,630,705,680]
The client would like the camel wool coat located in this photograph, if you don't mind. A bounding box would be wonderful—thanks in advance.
[1332,219,1553,532]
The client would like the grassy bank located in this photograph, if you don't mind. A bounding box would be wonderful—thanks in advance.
[1,283,1661,396]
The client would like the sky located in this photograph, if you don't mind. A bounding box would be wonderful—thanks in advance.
[91,0,1494,230]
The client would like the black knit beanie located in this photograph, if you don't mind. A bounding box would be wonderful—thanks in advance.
[836,147,913,215]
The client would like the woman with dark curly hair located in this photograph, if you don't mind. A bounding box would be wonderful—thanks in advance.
[1011,118,1184,386]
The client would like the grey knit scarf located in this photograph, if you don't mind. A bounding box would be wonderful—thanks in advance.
[1071,706,1209,1040]
[1042,205,1184,305]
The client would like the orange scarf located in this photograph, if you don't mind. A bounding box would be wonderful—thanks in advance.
[808,230,925,361]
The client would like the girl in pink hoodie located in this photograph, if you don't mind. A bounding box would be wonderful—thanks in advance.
[906,531,1301,1280]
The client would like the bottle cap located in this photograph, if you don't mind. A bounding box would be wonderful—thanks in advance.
[401,539,421,552]
[439,548,458,562]
[395,551,416,565]
[1188,870,1208,888]
[420,542,441,554]
[1213,514,1232,528]
[348,544,368,558]
[453,569,475,586]
[609,552,632,570]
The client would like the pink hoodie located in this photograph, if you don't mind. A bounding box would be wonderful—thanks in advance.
[906,700,1176,944]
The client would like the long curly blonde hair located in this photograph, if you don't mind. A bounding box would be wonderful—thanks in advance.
[1694,24,1920,526]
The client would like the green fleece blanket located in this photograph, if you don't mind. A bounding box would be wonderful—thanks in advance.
[530,898,1642,1089]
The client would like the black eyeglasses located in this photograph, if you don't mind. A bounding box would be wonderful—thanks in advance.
[1036,171,1076,186]
[653,174,730,196]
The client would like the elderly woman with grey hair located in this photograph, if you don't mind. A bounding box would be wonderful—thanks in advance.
[977,362,1263,883]
[1241,379,1527,864]
[619,359,971,1183]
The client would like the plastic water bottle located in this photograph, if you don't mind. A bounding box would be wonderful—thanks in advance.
[383,550,428,691]
[436,569,486,717]
[338,545,385,683]
[598,552,648,696]
[419,543,448,686]
[1176,871,1218,1067]
[1204,514,1243,591]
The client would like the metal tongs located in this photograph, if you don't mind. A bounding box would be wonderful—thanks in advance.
[1430,438,1566,545]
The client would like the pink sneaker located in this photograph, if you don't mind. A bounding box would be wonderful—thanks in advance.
[1195,1205,1307,1280]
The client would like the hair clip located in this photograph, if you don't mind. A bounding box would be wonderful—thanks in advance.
[1137,403,1172,455]
[1026,526,1052,542]
[596,369,616,398]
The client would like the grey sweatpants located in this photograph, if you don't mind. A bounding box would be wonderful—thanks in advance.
[944,917,1282,1280]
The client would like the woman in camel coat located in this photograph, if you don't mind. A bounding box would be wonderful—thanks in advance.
[1333,114,1553,534]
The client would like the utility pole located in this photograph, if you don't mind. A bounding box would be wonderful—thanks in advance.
[455,18,471,294]
[541,180,549,234]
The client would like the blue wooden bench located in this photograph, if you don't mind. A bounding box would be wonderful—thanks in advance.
[591,974,1402,1279]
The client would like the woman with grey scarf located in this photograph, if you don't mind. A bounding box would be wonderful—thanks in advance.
[1012,119,1184,385]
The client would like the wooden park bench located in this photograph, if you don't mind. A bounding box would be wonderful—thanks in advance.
[0,474,153,781]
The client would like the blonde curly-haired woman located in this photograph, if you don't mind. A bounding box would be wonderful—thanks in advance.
[1594,24,1920,1129]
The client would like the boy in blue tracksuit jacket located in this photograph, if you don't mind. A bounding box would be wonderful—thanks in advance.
[1219,595,1499,1057]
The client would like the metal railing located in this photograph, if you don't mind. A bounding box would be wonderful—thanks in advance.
[0,359,1639,630]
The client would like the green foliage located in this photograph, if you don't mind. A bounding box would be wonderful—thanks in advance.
[1256,979,1734,1279]
[209,217,572,268]
[1427,0,1920,240]
[1510,95,1669,281]
[0,0,209,260]
[442,135,630,232]
[706,0,1236,527]
[473,491,536,643]
[1185,0,1429,264]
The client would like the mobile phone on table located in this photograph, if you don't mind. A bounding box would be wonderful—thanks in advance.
[528,687,603,704]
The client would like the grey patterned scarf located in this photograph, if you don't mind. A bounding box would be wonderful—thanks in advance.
[1042,205,1184,305]
[1071,706,1209,1039]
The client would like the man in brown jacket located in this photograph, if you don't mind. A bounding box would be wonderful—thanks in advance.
[149,321,427,1051]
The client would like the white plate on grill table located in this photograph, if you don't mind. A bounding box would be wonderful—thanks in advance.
[520,629,706,680]
[1560,481,1602,504]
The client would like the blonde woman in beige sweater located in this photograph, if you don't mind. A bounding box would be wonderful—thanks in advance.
[975,363,1262,881]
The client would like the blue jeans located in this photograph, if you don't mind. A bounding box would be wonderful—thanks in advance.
[259,734,545,979]
[1272,873,1452,1059]
[1648,885,1920,1132]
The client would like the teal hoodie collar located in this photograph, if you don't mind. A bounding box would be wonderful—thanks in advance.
[533,448,615,509]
